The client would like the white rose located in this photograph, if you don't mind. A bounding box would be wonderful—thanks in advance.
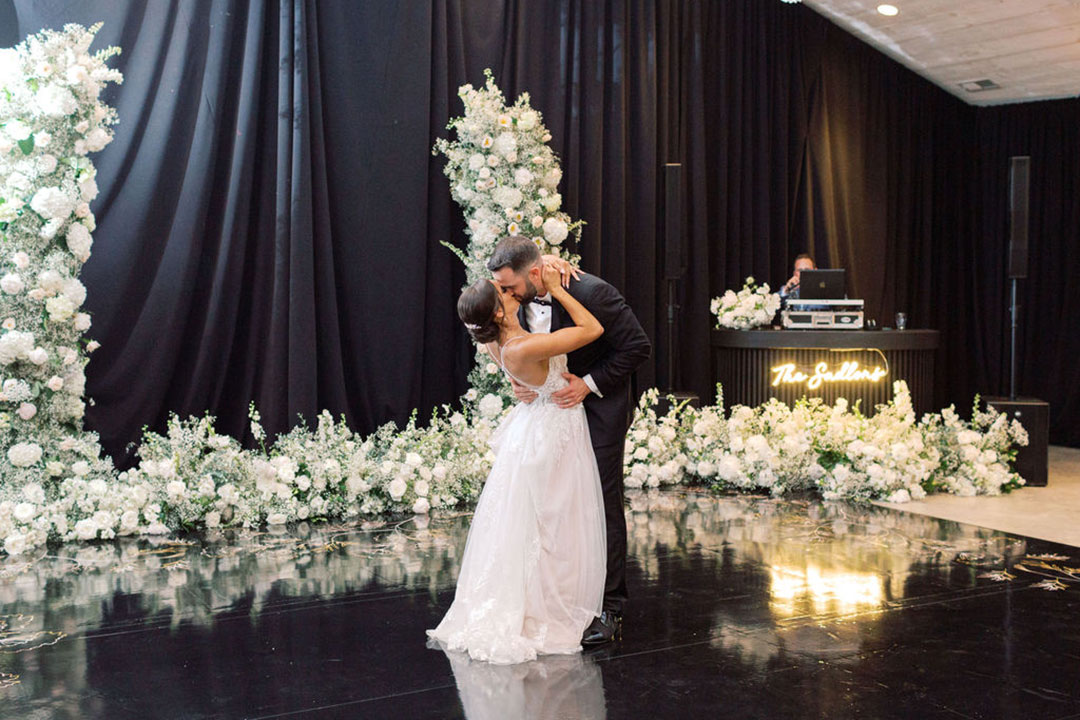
[37,154,58,174]
[468,153,485,170]
[388,477,407,501]
[166,480,186,499]
[73,313,92,331]
[514,168,534,186]
[46,461,65,477]
[414,479,430,497]
[1,273,24,294]
[74,518,99,541]
[295,475,311,492]
[27,347,48,365]
[17,403,36,420]
[464,388,478,401]
[22,483,45,504]
[485,362,499,374]
[120,510,140,533]
[8,442,43,467]
[267,512,287,525]
[4,533,27,556]
[542,193,562,212]
[13,502,36,524]
[205,511,221,528]
[412,497,430,514]
[518,111,537,130]
[86,340,100,352]
[11,252,30,269]
[633,447,649,461]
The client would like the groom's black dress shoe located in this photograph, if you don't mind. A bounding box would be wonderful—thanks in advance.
[582,611,622,646]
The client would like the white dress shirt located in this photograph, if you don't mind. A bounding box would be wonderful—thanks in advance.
[527,295,603,398]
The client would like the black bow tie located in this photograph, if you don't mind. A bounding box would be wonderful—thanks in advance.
[531,298,552,307]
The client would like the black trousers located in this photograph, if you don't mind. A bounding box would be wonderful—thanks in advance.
[591,441,627,613]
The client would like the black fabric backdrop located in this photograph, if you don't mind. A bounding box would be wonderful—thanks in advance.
[3,0,1078,459]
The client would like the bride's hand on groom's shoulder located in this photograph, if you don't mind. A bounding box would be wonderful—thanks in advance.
[541,254,582,288]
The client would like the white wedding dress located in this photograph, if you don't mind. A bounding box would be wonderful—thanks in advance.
[428,344,607,665]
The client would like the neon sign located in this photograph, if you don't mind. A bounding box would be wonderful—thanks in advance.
[770,361,888,390]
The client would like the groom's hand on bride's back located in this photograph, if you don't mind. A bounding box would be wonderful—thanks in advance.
[510,377,538,404]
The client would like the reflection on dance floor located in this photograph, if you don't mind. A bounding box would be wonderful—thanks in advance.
[1,491,1077,719]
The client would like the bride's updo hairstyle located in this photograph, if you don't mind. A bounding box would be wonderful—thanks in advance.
[457,280,502,344]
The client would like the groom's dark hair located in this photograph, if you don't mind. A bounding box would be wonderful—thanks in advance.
[487,236,541,275]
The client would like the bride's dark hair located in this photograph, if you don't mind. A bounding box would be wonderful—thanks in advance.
[457,280,502,344]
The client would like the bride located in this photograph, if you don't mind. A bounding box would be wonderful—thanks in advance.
[428,262,607,665]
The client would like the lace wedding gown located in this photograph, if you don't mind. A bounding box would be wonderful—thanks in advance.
[428,346,607,665]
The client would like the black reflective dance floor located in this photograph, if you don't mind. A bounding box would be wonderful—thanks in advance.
[2,491,1079,719]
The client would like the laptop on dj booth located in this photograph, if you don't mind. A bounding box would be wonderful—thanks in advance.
[798,269,845,300]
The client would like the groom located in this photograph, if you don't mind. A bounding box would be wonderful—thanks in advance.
[488,236,651,645]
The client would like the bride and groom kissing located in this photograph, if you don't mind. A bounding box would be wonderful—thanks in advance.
[428,235,651,665]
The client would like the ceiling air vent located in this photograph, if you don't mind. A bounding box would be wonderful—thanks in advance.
[959,79,1001,93]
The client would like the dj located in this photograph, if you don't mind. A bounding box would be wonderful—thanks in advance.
[779,253,816,300]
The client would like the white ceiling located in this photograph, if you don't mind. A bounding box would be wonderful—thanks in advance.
[801,0,1080,105]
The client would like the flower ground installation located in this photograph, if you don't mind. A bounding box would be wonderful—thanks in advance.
[0,27,1029,561]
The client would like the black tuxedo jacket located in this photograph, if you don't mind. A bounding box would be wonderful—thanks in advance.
[518,274,651,448]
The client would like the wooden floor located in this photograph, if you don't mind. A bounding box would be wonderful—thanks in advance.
[877,445,1080,548]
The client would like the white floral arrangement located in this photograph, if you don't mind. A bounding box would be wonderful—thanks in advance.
[434,68,583,289]
[435,69,584,414]
[623,388,694,489]
[0,31,1034,561]
[921,397,1029,497]
[0,24,122,556]
[711,277,781,330]
[624,381,1027,503]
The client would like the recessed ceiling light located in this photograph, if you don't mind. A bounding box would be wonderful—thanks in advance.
[877,4,899,15]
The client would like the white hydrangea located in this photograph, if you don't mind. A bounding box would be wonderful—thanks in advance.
[35,84,78,116]
[542,217,568,245]
[478,393,505,419]
[8,442,43,467]
[66,222,93,260]
[0,331,35,364]
[29,186,75,220]
[1,273,25,294]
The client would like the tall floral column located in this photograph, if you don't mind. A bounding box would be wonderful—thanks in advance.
[434,69,584,412]
[0,24,123,554]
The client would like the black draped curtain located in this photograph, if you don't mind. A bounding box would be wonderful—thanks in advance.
[4,0,1078,457]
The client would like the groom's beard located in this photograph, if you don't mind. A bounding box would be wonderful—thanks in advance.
[520,280,539,303]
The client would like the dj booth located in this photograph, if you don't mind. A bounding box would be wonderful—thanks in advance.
[711,327,940,417]
[711,271,939,415]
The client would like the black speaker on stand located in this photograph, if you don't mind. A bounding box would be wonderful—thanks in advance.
[657,163,699,417]
[986,156,1048,486]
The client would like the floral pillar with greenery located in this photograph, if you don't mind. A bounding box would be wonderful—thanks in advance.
[433,69,583,411]
[0,24,123,554]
